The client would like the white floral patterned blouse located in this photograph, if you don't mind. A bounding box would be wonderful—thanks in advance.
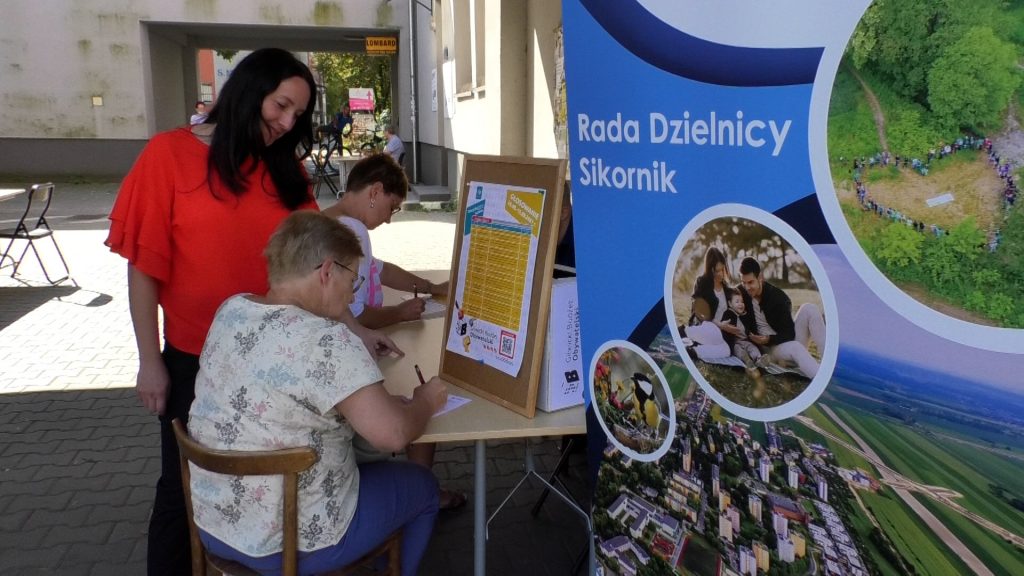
[188,295,383,557]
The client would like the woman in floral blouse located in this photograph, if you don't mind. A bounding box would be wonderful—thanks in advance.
[188,211,448,576]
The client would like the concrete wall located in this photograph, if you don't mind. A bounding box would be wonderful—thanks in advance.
[421,0,562,193]
[0,4,151,141]
[527,0,561,159]
[0,1,412,177]
[0,1,563,188]
[146,28,188,136]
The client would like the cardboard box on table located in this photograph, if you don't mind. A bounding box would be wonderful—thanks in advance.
[537,277,584,412]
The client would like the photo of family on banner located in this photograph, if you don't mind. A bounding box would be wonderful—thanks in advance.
[563,1,1024,575]
[671,212,829,411]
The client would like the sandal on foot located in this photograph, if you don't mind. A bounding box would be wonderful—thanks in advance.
[439,488,467,512]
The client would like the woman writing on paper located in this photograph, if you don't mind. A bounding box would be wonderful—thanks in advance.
[322,153,449,330]
[189,212,447,575]
[323,153,465,511]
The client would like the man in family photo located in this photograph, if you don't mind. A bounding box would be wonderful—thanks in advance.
[738,257,825,379]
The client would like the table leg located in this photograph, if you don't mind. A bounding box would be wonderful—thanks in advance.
[474,440,486,576]
[339,161,349,197]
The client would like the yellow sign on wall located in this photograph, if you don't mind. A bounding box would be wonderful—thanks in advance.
[366,37,397,54]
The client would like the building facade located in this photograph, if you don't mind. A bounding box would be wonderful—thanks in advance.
[0,1,566,193]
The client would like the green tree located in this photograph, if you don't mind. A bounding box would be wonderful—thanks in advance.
[850,0,1008,103]
[884,106,944,159]
[922,218,985,288]
[927,26,1021,132]
[875,222,922,268]
[849,0,936,99]
[994,207,1024,285]
[944,218,986,272]
[313,52,392,120]
[985,292,1015,323]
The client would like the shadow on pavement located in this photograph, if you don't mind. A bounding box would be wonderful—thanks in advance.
[0,385,592,576]
[0,285,81,330]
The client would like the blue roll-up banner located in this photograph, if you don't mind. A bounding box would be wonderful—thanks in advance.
[564,1,1024,574]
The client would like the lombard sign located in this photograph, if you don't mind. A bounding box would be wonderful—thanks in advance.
[366,36,397,54]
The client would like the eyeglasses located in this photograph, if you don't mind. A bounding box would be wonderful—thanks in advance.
[316,260,365,292]
[390,203,402,216]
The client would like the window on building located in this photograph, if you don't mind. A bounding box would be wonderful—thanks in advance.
[200,83,213,103]
[450,0,485,95]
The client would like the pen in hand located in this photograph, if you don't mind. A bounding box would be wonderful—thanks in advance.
[414,363,426,385]
[413,283,418,299]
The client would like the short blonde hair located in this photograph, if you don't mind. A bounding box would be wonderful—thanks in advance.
[264,211,363,284]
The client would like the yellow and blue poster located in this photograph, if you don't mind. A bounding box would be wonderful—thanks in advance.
[446,181,546,377]
[564,1,1024,574]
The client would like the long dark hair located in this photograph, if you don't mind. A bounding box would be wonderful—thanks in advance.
[702,246,727,281]
[204,48,316,210]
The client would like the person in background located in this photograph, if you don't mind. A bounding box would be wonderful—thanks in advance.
[324,102,353,169]
[189,212,446,576]
[690,246,729,324]
[335,101,353,137]
[322,153,466,512]
[189,100,208,125]
[105,48,397,576]
[383,125,405,164]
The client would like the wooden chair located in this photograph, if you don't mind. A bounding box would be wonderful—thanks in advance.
[172,419,401,576]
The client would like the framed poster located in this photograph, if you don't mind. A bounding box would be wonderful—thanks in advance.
[440,155,567,418]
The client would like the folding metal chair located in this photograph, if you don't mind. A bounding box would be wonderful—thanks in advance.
[310,133,341,199]
[0,183,73,285]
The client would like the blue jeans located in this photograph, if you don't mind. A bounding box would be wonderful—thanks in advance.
[200,460,439,576]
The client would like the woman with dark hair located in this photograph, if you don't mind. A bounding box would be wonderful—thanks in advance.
[105,48,396,575]
[691,246,729,323]
[202,47,316,208]
[682,246,734,360]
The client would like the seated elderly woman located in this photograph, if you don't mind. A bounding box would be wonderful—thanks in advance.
[187,211,448,576]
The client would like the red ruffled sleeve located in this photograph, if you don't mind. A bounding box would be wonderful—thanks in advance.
[105,132,178,283]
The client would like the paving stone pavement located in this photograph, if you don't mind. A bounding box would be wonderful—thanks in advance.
[0,182,591,575]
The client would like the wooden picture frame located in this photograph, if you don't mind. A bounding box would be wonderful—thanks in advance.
[439,155,567,418]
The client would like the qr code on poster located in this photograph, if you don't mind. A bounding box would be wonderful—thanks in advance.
[499,331,515,359]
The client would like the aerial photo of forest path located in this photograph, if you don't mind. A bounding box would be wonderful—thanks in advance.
[828,0,1024,330]
[821,2,1024,574]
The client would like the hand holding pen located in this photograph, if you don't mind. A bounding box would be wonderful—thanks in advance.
[413,364,448,412]
[397,283,426,320]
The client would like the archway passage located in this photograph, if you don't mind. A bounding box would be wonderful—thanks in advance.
[143,22,399,135]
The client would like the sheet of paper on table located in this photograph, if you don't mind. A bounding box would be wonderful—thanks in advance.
[434,394,470,417]
[402,294,447,319]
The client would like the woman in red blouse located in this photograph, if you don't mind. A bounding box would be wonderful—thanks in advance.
[106,48,396,576]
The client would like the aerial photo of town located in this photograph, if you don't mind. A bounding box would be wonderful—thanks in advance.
[591,327,1024,576]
